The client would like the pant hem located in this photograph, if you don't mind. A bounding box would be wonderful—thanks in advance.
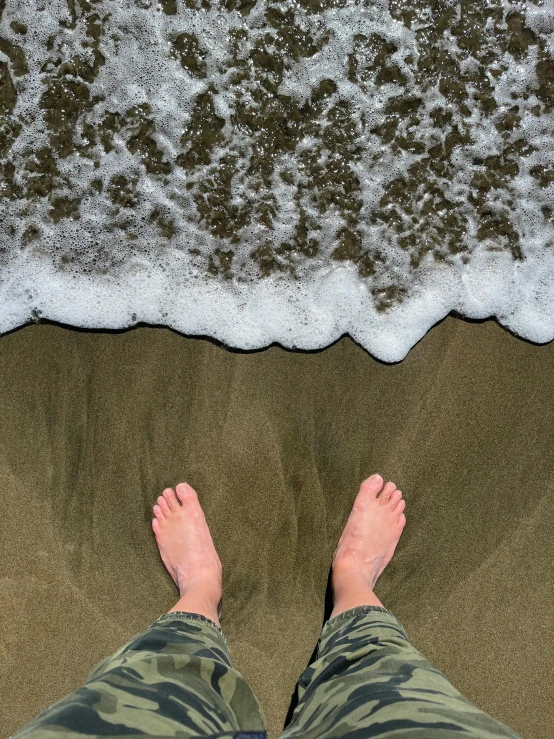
[322,605,408,638]
[149,607,408,663]
[149,611,231,652]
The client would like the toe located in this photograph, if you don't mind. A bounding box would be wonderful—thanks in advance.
[389,489,402,506]
[378,481,396,504]
[152,518,161,534]
[158,496,170,515]
[176,482,196,504]
[360,474,383,497]
[163,488,180,512]
[153,504,164,520]
[394,498,406,514]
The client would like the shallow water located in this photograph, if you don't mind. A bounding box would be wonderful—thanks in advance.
[0,0,553,360]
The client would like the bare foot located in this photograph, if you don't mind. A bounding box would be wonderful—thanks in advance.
[331,474,406,606]
[152,483,222,618]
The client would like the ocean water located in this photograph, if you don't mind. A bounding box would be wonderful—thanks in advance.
[0,0,553,362]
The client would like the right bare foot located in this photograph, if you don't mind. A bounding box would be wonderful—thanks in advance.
[331,474,406,611]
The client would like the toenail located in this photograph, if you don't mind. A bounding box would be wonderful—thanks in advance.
[370,474,382,484]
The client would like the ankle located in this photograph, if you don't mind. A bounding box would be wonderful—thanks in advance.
[176,564,222,596]
[330,569,384,619]
[332,552,382,586]
[168,585,222,626]
[169,571,222,625]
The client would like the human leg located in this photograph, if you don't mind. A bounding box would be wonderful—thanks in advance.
[12,612,265,739]
[279,475,522,739]
[12,483,267,739]
[282,604,522,739]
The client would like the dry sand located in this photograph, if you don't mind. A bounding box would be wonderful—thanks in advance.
[1,315,553,739]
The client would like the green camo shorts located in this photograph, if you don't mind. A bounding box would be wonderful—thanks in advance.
[11,606,522,739]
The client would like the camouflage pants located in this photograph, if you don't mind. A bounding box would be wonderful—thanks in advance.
[12,605,522,739]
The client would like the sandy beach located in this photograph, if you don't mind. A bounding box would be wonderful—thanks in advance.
[1,315,553,739]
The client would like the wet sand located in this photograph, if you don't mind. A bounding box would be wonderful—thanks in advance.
[1,316,552,739]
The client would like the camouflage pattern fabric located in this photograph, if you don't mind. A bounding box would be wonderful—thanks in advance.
[12,606,522,739]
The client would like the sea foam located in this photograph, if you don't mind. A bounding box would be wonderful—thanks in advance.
[0,0,553,362]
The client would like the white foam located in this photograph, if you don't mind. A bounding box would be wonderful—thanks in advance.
[0,0,553,362]
[2,241,554,362]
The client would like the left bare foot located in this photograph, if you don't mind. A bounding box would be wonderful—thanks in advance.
[152,483,222,620]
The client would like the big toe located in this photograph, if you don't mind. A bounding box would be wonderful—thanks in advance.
[360,474,383,497]
[176,482,198,505]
